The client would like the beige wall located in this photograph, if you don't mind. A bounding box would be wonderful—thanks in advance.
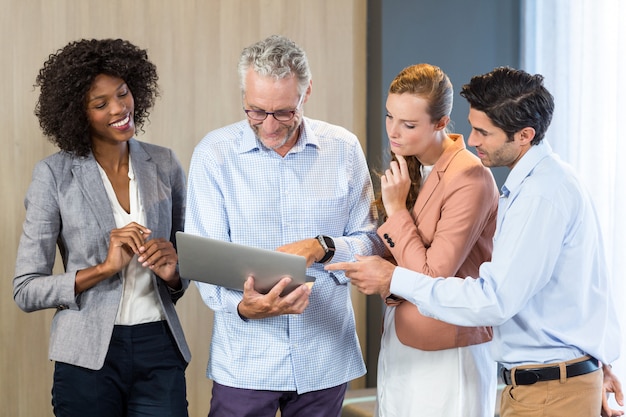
[0,1,368,416]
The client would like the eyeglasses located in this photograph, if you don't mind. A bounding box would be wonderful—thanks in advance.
[244,94,304,122]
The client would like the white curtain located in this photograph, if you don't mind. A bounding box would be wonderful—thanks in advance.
[522,0,626,407]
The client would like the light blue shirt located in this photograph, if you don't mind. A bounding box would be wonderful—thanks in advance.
[391,141,621,368]
[186,117,384,393]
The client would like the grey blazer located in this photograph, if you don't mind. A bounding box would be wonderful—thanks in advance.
[14,139,191,370]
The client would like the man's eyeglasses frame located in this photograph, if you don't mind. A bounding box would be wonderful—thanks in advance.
[243,93,305,122]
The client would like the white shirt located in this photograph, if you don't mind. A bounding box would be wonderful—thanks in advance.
[98,156,165,325]
[420,164,433,184]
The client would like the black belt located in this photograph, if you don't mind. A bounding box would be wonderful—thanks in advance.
[501,357,599,385]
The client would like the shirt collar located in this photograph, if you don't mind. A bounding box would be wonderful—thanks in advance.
[502,140,553,196]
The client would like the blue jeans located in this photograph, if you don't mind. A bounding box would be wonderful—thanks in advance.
[52,321,188,417]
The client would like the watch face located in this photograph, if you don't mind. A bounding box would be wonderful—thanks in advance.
[317,235,329,252]
[316,235,335,263]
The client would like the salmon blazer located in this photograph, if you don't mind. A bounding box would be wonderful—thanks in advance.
[378,134,498,350]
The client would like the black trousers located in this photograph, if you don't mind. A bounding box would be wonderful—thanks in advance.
[52,321,188,417]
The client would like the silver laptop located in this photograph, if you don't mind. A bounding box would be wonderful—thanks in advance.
[176,231,315,295]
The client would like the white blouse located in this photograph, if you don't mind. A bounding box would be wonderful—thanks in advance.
[420,164,434,184]
[97,156,165,325]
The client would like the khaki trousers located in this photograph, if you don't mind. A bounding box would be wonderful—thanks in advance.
[500,357,602,417]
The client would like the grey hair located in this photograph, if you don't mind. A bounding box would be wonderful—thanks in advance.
[238,35,311,95]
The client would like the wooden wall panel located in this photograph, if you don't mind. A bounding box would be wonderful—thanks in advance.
[0,1,367,416]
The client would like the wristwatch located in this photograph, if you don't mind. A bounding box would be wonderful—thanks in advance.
[315,235,335,264]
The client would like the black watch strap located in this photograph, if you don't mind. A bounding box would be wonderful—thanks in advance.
[316,235,335,264]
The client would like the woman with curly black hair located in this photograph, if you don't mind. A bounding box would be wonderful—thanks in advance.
[13,38,190,417]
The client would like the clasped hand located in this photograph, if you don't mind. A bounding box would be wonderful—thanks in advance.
[105,221,179,284]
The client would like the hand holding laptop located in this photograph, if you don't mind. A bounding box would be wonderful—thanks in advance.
[237,275,312,320]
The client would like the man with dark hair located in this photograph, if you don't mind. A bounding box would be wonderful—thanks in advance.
[328,67,623,416]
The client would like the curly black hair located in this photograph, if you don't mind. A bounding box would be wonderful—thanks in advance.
[34,38,159,157]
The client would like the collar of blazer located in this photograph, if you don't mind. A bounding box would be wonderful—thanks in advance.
[412,134,466,217]
[70,138,160,244]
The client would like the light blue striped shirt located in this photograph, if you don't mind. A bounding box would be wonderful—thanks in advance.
[186,117,384,393]
[391,141,621,369]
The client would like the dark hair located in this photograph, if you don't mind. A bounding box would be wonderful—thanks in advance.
[460,67,554,145]
[34,38,159,156]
